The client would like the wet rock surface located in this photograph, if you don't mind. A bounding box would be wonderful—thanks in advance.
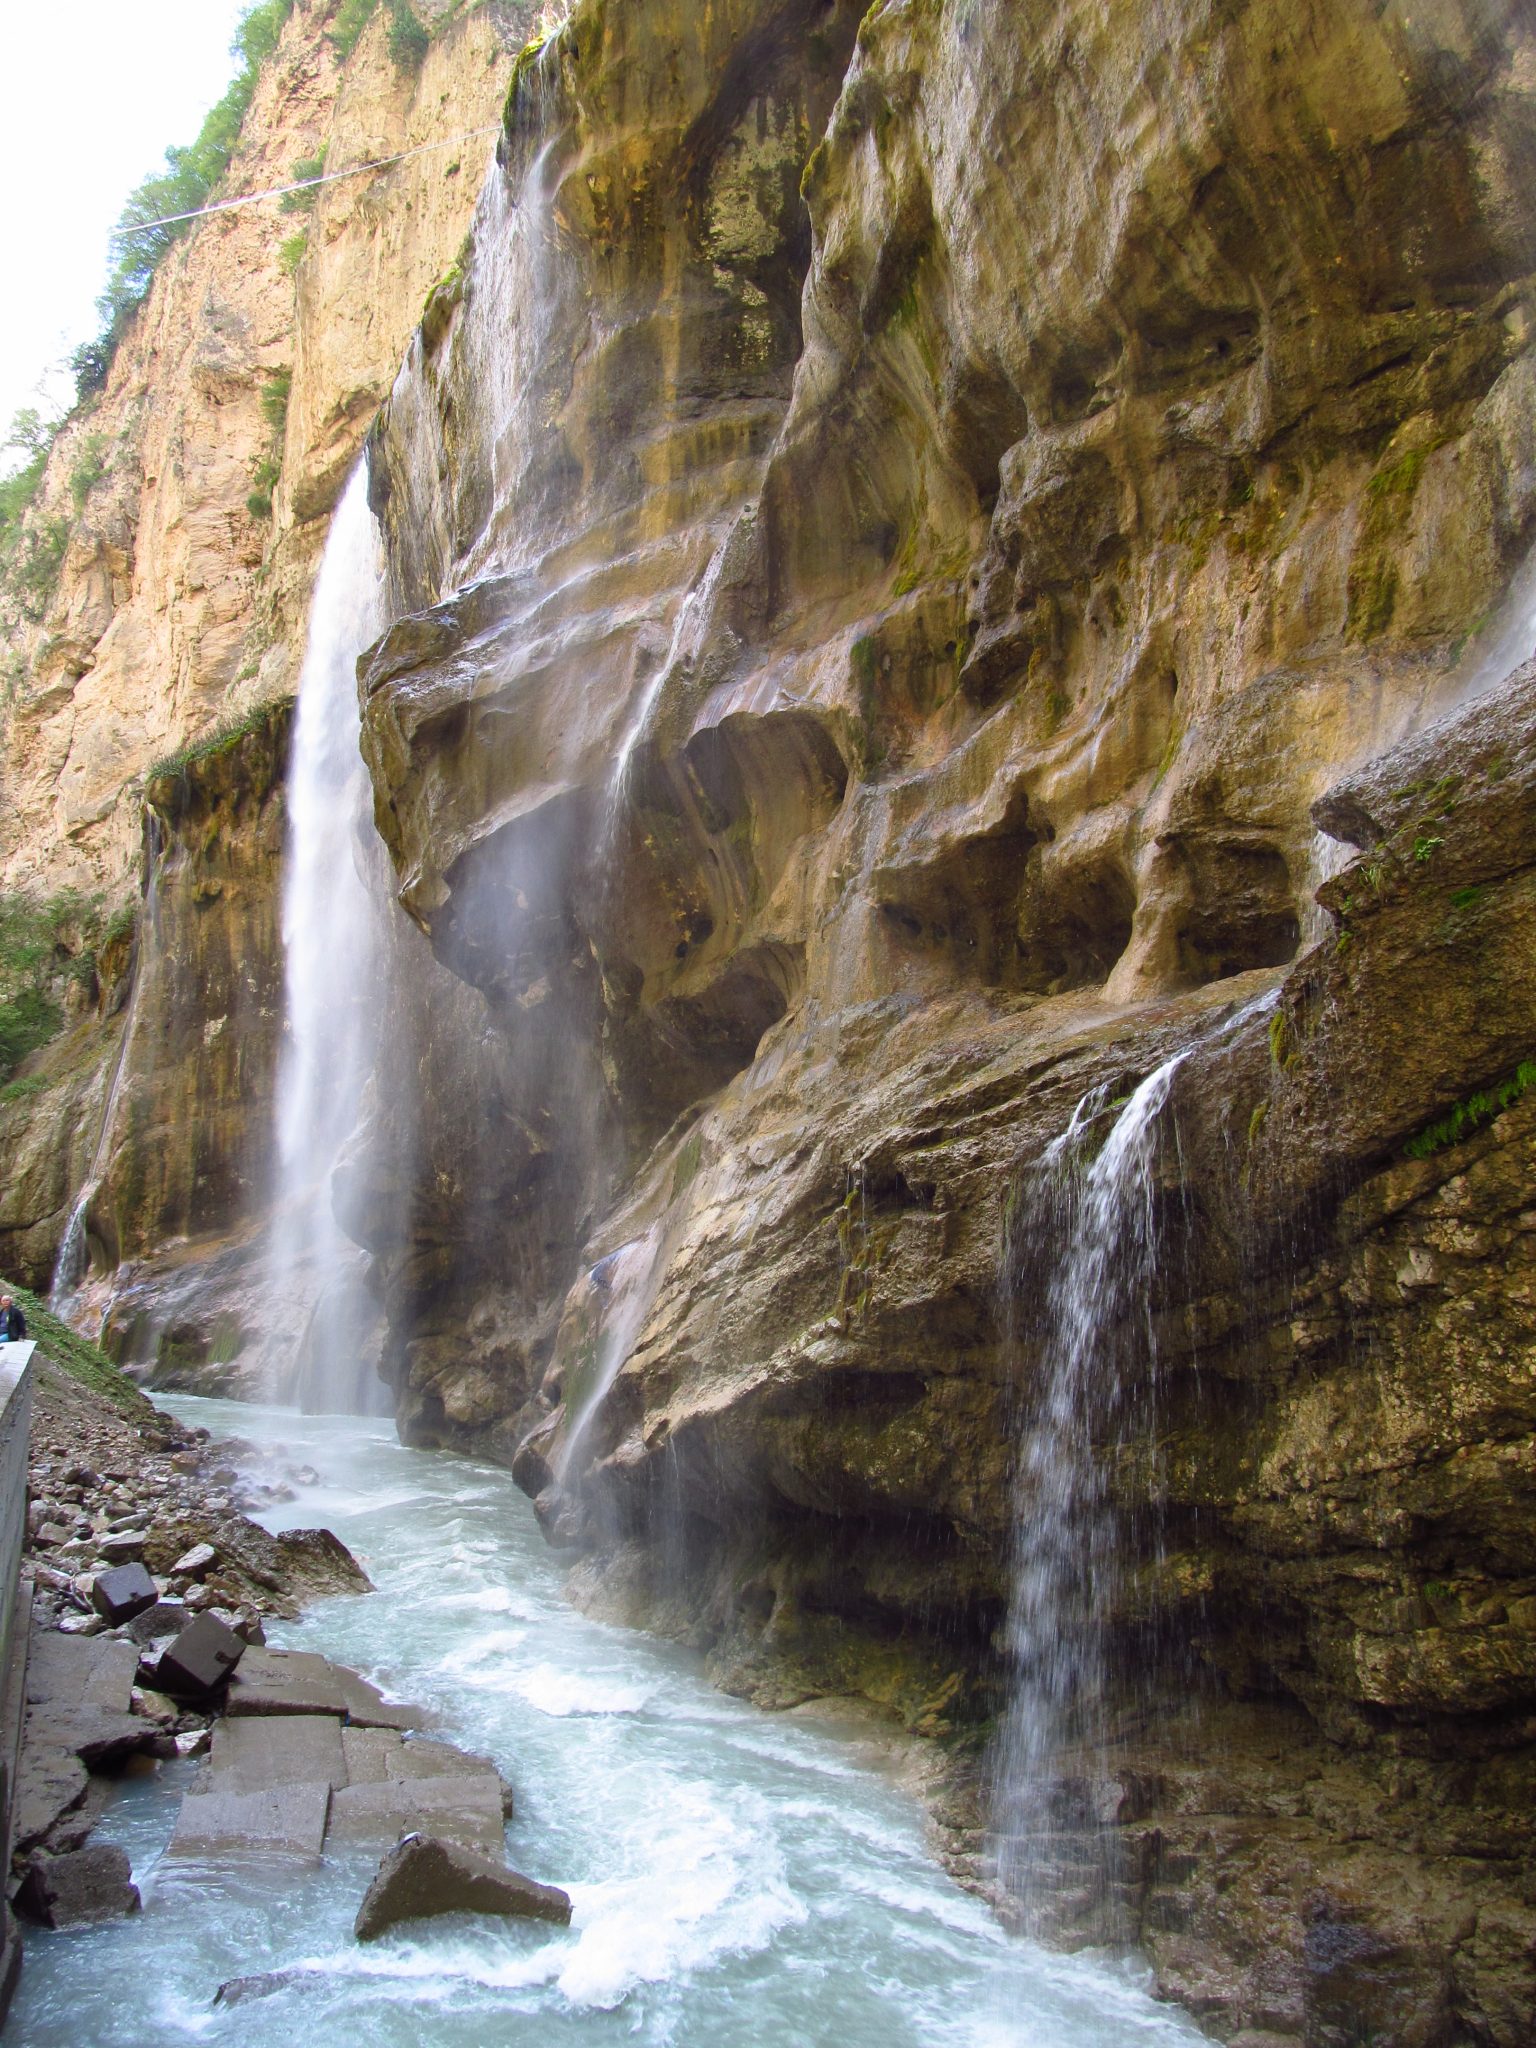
[344,1,1536,2036]
[11,1357,371,1922]
[354,1834,572,1943]
[13,1844,139,1930]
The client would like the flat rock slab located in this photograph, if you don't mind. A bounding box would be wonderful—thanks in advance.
[337,1670,429,1732]
[211,1714,347,1794]
[354,1834,571,1942]
[226,1647,350,1718]
[338,1728,510,1808]
[326,1777,505,1857]
[226,1648,428,1729]
[26,1630,138,1715]
[15,1844,140,1928]
[388,1737,499,1785]
[11,1738,89,1854]
[168,1781,331,1861]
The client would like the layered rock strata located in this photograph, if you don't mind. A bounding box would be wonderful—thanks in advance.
[345,0,1536,2037]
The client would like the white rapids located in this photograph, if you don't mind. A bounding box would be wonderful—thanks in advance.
[8,1399,1209,2048]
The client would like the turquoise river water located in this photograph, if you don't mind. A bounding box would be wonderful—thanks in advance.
[7,1398,1207,2047]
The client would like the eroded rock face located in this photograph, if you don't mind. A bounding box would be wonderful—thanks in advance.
[352,0,1536,2035]
[0,2,530,1324]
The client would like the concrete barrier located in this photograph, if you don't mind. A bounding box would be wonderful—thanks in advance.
[0,1339,35,2021]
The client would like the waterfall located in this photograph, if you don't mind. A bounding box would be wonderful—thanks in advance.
[269,464,394,1414]
[994,1056,1188,1940]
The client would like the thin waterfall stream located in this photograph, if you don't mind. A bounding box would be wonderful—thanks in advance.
[7,1399,1208,2047]
[269,465,395,1415]
[994,1057,1190,1940]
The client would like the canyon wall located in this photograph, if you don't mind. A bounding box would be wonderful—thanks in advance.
[0,0,530,1328]
[3,0,1534,2037]
[352,0,1536,2038]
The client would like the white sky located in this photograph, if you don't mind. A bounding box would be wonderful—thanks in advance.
[0,0,251,447]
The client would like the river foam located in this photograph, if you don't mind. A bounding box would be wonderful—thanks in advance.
[8,1402,1210,2048]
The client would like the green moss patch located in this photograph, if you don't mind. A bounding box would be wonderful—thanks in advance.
[3,1279,156,1418]
[1404,1061,1536,1161]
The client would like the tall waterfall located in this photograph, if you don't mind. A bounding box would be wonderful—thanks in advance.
[994,1055,1189,1940]
[270,464,393,1414]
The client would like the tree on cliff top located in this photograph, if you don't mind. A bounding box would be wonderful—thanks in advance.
[82,0,296,397]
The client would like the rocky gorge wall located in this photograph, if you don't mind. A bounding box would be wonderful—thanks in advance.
[5,0,1536,2038]
[344,0,1536,2038]
[0,0,532,1340]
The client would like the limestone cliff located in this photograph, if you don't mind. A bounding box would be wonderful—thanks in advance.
[0,0,529,1319]
[347,0,1536,2037]
[5,0,1536,2037]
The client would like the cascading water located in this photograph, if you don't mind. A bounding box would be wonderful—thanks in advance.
[553,1227,665,1487]
[993,1056,1190,1942]
[9,1398,1209,2048]
[269,464,395,1415]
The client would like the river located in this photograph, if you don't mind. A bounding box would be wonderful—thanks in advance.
[7,1398,1206,2047]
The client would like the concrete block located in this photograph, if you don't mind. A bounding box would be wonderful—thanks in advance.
[88,1564,158,1626]
[324,1776,504,1857]
[168,1780,330,1861]
[211,1714,347,1793]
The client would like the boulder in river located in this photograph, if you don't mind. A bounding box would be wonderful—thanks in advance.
[353,1833,572,1942]
[15,1845,140,1927]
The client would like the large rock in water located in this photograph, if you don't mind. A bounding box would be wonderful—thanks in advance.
[15,1845,140,1928]
[353,1835,572,1943]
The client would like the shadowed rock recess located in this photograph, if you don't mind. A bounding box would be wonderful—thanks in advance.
[13,0,1536,2038]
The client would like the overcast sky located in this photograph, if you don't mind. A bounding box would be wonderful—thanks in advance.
[0,0,250,450]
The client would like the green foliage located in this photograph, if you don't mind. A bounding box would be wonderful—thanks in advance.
[84,3,296,398]
[387,0,430,71]
[329,0,381,59]
[0,412,65,615]
[0,988,62,1081]
[68,434,109,513]
[0,410,54,543]
[280,149,328,214]
[102,903,138,950]
[1403,1061,1536,1161]
[260,368,292,436]
[0,1074,48,1103]
[670,1131,703,1200]
[1368,447,1428,500]
[1,1278,155,1415]
[0,890,106,1083]
[4,516,71,621]
[278,231,309,276]
[245,490,273,520]
[146,696,289,784]
[1412,834,1443,864]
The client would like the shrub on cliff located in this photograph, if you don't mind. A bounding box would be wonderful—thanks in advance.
[0,892,108,1084]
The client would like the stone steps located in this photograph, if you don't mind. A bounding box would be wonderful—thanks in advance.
[166,1648,512,1865]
